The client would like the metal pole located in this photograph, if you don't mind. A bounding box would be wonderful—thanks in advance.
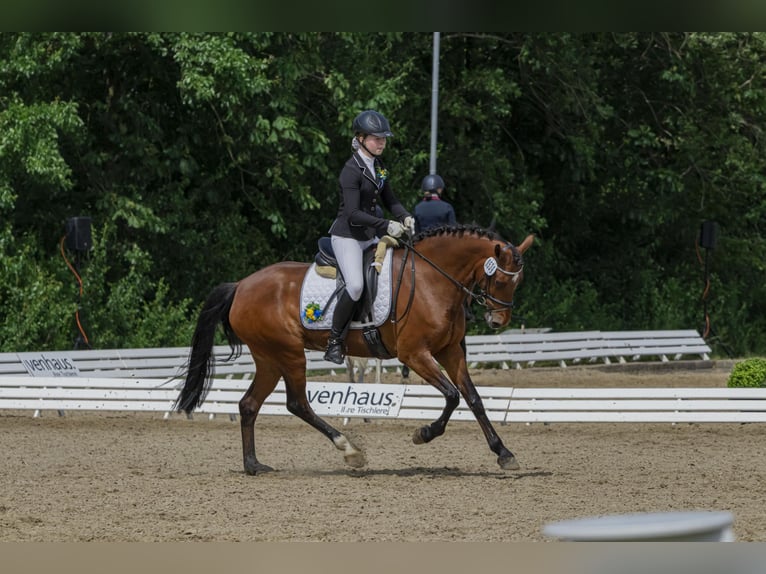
[430,32,440,175]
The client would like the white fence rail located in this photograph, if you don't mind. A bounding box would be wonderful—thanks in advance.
[0,376,761,424]
[0,329,719,422]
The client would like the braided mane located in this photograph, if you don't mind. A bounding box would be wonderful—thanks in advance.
[411,224,523,267]
[412,224,502,244]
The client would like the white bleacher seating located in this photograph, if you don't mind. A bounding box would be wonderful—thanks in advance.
[465,329,711,369]
[0,346,344,379]
[0,328,724,423]
[0,330,712,382]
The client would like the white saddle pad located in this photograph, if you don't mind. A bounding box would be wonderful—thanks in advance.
[299,247,394,330]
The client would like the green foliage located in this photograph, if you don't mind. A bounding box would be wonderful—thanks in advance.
[1,32,766,357]
[0,231,73,351]
[0,220,197,351]
[727,358,766,388]
[0,98,82,190]
[75,224,197,349]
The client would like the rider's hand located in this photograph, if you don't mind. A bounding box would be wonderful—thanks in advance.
[403,216,415,235]
[387,220,406,238]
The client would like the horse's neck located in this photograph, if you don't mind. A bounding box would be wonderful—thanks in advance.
[412,237,491,285]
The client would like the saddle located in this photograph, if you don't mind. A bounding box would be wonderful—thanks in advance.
[314,237,380,323]
[312,237,394,359]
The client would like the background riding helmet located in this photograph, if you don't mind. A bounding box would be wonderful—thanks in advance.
[352,110,394,137]
[421,173,445,193]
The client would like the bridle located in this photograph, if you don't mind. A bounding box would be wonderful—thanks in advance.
[476,243,524,310]
[392,237,523,323]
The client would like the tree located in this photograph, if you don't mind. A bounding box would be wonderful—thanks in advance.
[1,32,765,356]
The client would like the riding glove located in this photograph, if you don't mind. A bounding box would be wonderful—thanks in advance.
[387,220,406,238]
[403,216,416,235]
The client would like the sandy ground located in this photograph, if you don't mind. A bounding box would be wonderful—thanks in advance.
[2,360,765,542]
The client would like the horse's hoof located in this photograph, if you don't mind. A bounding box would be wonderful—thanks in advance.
[244,462,275,475]
[344,450,366,468]
[497,454,520,470]
[412,427,426,444]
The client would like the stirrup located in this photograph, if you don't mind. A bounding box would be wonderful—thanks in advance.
[324,338,345,365]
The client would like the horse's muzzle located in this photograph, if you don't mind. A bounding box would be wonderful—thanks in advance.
[484,309,510,330]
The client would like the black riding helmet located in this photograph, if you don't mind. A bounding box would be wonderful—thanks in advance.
[353,110,394,138]
[421,173,445,192]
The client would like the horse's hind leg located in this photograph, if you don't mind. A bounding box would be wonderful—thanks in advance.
[239,361,281,475]
[282,368,366,469]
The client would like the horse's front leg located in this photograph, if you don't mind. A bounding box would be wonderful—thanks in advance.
[282,365,366,469]
[436,347,520,471]
[401,353,461,445]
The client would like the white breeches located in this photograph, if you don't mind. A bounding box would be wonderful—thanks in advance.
[331,235,378,301]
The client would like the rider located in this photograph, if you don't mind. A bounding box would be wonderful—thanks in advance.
[413,173,474,327]
[324,110,415,365]
[414,173,456,233]
[401,173,459,381]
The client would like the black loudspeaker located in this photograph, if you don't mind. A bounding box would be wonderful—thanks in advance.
[700,220,718,250]
[65,217,92,252]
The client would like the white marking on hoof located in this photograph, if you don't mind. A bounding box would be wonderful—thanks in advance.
[333,434,367,468]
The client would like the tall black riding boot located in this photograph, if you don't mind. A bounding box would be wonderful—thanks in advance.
[324,291,357,364]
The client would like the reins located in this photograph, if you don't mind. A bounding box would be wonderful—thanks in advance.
[390,244,416,324]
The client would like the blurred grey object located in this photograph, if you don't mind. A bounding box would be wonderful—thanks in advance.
[543,510,734,542]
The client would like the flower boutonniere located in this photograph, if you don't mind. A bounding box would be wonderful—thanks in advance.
[375,165,388,184]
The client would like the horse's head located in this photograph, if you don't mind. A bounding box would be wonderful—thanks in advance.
[479,234,535,329]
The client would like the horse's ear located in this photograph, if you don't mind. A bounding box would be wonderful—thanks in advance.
[518,234,535,254]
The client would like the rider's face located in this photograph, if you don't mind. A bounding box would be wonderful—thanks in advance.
[361,135,387,156]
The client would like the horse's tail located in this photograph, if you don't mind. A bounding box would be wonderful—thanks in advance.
[174,282,241,414]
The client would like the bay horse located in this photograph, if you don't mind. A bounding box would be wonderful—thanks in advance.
[174,225,534,475]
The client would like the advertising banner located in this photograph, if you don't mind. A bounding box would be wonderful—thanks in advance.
[306,382,404,418]
[17,352,81,377]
